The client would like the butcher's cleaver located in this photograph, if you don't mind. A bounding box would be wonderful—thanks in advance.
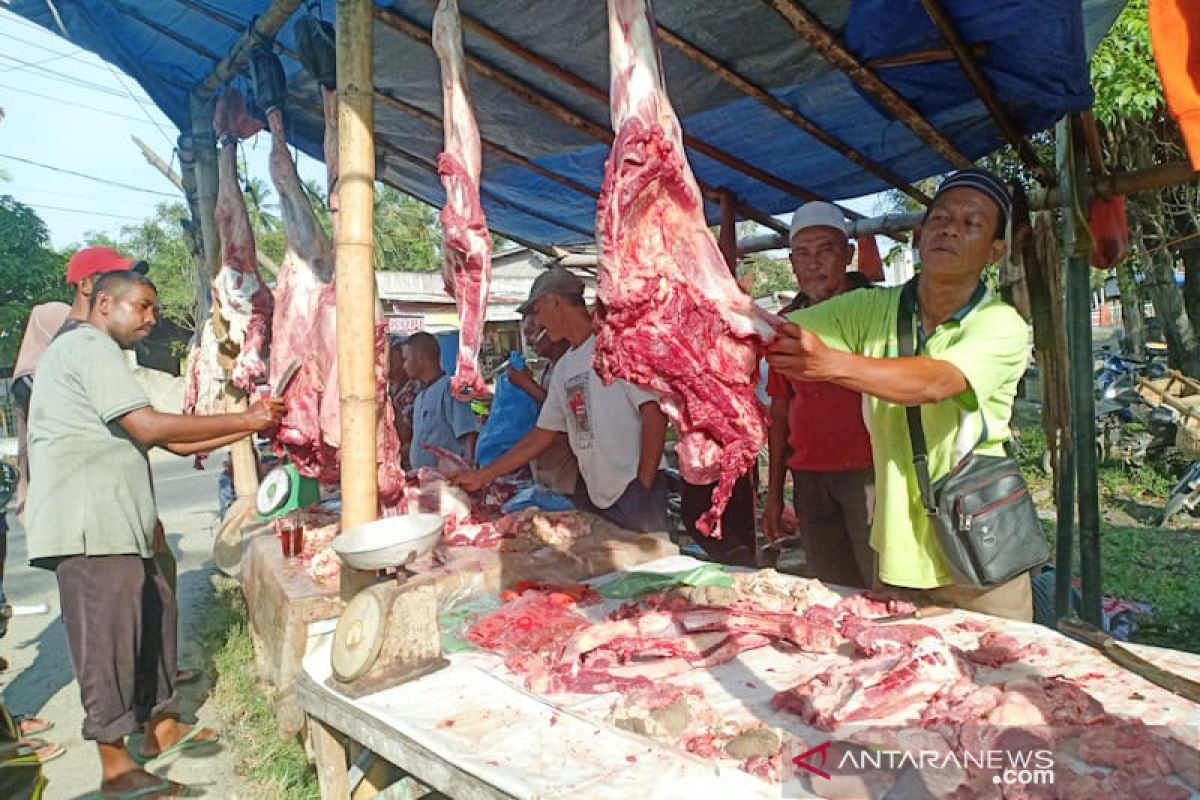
[1058,616,1200,703]
[272,359,302,398]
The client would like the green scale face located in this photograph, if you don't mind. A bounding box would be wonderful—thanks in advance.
[256,463,320,521]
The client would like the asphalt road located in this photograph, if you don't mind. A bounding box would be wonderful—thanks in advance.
[1,451,249,799]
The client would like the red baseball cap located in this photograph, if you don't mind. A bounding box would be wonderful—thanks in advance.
[65,246,149,285]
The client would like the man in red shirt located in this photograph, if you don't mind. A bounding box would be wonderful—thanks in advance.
[764,202,875,587]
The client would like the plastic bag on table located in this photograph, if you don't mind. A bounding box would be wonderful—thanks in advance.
[435,564,503,654]
[595,563,733,599]
[475,352,541,468]
[501,484,575,514]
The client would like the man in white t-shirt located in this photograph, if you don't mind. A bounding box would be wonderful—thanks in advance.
[455,268,669,533]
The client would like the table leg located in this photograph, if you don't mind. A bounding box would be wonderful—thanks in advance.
[310,716,351,799]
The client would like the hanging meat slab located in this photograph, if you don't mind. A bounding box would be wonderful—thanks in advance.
[595,0,782,537]
[433,0,492,402]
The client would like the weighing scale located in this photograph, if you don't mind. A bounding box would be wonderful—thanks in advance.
[327,515,449,698]
[256,463,320,522]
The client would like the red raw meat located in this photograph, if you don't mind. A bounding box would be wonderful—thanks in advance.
[834,592,918,619]
[673,604,843,653]
[773,634,968,730]
[433,0,490,402]
[212,88,273,392]
[467,590,591,656]
[965,631,1048,667]
[266,88,404,501]
[851,623,942,656]
[594,0,781,537]
[1077,721,1175,777]
[183,318,222,415]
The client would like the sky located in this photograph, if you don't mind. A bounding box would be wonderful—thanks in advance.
[0,8,326,250]
[0,7,893,257]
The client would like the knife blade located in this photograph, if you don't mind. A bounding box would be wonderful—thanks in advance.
[1058,617,1200,703]
[272,359,303,398]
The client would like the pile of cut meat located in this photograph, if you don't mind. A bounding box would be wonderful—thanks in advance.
[463,575,1200,796]
[593,0,781,538]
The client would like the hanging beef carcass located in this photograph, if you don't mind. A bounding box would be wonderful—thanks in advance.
[257,48,405,502]
[182,88,274,416]
[433,0,491,401]
[594,0,781,537]
[214,88,274,390]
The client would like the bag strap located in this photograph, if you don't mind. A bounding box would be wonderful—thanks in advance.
[898,284,939,516]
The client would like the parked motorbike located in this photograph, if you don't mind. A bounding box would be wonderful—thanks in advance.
[1161,460,1200,526]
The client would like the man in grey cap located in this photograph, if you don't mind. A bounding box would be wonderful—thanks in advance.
[764,202,876,587]
[455,267,670,533]
[767,169,1033,620]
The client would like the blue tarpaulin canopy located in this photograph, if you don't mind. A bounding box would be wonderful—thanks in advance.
[8,0,1125,247]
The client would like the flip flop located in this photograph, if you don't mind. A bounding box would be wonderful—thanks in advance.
[16,716,54,737]
[100,773,187,799]
[134,726,219,766]
[20,737,66,764]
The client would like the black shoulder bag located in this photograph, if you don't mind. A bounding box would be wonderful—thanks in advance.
[898,291,1049,588]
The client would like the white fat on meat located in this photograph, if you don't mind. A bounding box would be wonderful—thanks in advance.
[433,0,491,402]
[182,318,223,415]
[595,0,782,537]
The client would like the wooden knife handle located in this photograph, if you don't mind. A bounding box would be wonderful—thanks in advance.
[1057,616,1112,649]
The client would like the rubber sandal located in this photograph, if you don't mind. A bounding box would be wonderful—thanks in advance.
[134,726,219,766]
[17,716,54,737]
[100,774,187,799]
[21,737,65,764]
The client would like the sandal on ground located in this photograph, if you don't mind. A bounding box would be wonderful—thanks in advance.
[134,726,220,766]
[100,771,187,799]
[16,716,54,737]
[20,737,66,764]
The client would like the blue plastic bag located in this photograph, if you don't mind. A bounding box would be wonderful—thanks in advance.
[501,484,575,514]
[475,352,541,467]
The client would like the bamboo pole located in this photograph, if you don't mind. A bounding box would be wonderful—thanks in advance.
[336,0,380,600]
[192,0,303,103]
[174,133,211,324]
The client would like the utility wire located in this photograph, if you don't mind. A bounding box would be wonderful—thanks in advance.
[0,53,160,107]
[0,153,177,196]
[0,81,169,126]
[23,202,148,221]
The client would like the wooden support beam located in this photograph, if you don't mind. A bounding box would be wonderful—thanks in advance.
[918,0,1053,185]
[764,0,970,169]
[377,7,832,223]
[170,0,305,61]
[193,0,303,103]
[336,0,381,595]
[374,90,598,198]
[867,43,988,70]
[1079,110,1107,179]
[655,23,931,205]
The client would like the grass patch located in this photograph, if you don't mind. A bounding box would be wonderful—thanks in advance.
[1042,523,1200,654]
[198,577,320,800]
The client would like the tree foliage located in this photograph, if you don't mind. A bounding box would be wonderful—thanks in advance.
[87,202,202,333]
[0,195,70,366]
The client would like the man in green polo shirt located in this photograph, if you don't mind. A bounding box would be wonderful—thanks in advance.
[767,168,1033,620]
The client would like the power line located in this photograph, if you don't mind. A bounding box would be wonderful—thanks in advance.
[98,53,175,148]
[14,187,166,206]
[0,153,177,196]
[0,28,85,58]
[0,52,160,108]
[0,81,171,126]
[22,202,148,221]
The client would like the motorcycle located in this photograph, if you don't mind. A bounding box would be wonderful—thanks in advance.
[1161,460,1200,527]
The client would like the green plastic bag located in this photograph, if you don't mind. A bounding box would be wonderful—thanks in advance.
[595,563,733,599]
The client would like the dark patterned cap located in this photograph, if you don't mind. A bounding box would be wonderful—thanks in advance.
[933,168,1012,230]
